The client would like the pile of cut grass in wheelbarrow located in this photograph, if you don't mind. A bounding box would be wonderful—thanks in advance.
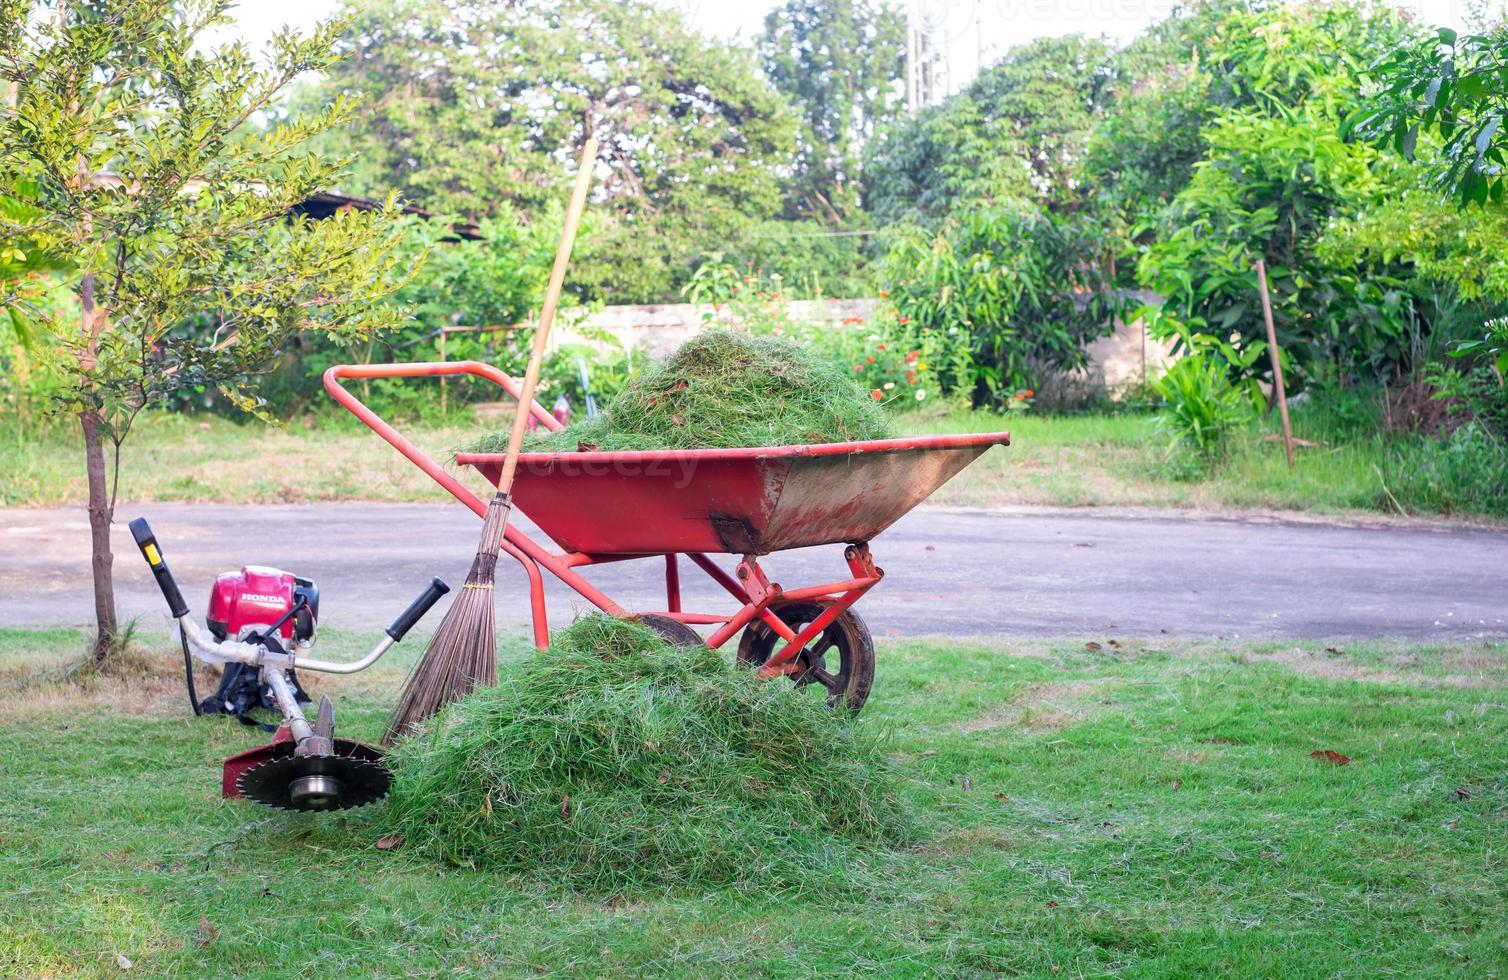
[383,615,910,889]
[465,329,894,453]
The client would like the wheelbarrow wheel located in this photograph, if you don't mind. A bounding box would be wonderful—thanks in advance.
[632,614,705,649]
[737,600,874,713]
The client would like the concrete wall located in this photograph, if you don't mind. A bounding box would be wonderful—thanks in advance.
[1081,291,1175,395]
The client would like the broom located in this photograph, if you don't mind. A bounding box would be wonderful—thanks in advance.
[386,138,598,741]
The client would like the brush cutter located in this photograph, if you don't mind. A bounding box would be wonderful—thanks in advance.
[128,517,449,811]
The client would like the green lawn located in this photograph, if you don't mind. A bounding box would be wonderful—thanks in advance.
[908,409,1502,519]
[3,627,1505,975]
[5,403,1501,521]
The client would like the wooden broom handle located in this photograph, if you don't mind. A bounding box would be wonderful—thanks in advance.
[495,138,597,495]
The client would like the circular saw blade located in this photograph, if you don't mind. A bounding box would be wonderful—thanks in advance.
[236,752,391,812]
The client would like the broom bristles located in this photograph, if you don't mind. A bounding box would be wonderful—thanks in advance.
[386,493,511,742]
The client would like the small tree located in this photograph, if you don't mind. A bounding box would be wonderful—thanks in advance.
[0,0,410,661]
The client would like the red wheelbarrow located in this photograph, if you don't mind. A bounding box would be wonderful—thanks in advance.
[325,361,1009,711]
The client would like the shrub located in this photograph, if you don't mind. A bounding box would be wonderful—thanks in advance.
[1380,423,1508,518]
[1150,352,1260,460]
[384,615,910,889]
[1296,380,1383,441]
[1426,363,1508,440]
[881,209,1118,404]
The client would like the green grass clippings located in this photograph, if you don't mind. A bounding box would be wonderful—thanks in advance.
[383,615,909,888]
[465,330,894,453]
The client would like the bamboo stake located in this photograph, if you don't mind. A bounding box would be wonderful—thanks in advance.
[438,323,448,417]
[1254,258,1295,467]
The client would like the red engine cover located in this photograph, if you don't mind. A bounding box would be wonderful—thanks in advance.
[207,565,298,640]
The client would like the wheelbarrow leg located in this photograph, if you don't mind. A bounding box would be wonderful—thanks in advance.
[705,556,781,649]
[502,540,549,650]
[759,545,883,676]
[665,555,681,614]
[688,553,798,643]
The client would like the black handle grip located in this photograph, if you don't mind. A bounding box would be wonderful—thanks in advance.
[128,517,189,619]
[387,577,450,641]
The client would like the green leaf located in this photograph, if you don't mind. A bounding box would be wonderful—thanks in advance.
[1457,72,1489,101]
[0,194,46,223]
[1475,115,1501,156]
[1472,173,1491,206]
[1438,27,1457,46]
[8,307,35,352]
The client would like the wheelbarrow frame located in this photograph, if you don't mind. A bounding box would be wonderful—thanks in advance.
[324,360,1007,677]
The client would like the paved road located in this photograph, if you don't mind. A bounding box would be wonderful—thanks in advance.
[0,503,1503,641]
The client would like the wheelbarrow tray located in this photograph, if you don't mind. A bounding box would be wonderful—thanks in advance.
[456,431,1010,555]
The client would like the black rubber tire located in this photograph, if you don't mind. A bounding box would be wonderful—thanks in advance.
[736,600,875,713]
[632,614,705,648]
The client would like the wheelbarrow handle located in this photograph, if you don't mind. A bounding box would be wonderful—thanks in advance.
[325,361,563,432]
[323,361,562,520]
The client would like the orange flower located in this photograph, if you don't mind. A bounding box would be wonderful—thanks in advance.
[1025,389,1034,398]
[905,351,918,364]
[866,355,875,363]
[1015,392,1026,401]
[870,389,884,401]
[879,289,890,299]
[877,343,887,351]
[898,316,910,324]
[906,370,918,384]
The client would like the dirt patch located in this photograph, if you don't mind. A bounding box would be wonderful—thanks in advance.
[0,645,402,722]
[959,680,1109,734]
[1420,646,1508,675]
[0,645,208,721]
[909,825,1018,859]
[1245,647,1506,689]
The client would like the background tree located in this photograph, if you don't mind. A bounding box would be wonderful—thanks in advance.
[0,0,410,661]
[1354,24,1508,206]
[864,35,1116,227]
[1119,2,1424,388]
[861,34,1121,399]
[758,0,904,225]
[307,0,797,303]
[1355,15,1508,376]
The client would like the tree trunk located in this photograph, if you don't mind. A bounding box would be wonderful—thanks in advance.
[81,410,118,661]
[78,267,118,662]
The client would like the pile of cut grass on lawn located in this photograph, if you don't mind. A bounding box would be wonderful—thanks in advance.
[465,329,893,453]
[383,615,909,888]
